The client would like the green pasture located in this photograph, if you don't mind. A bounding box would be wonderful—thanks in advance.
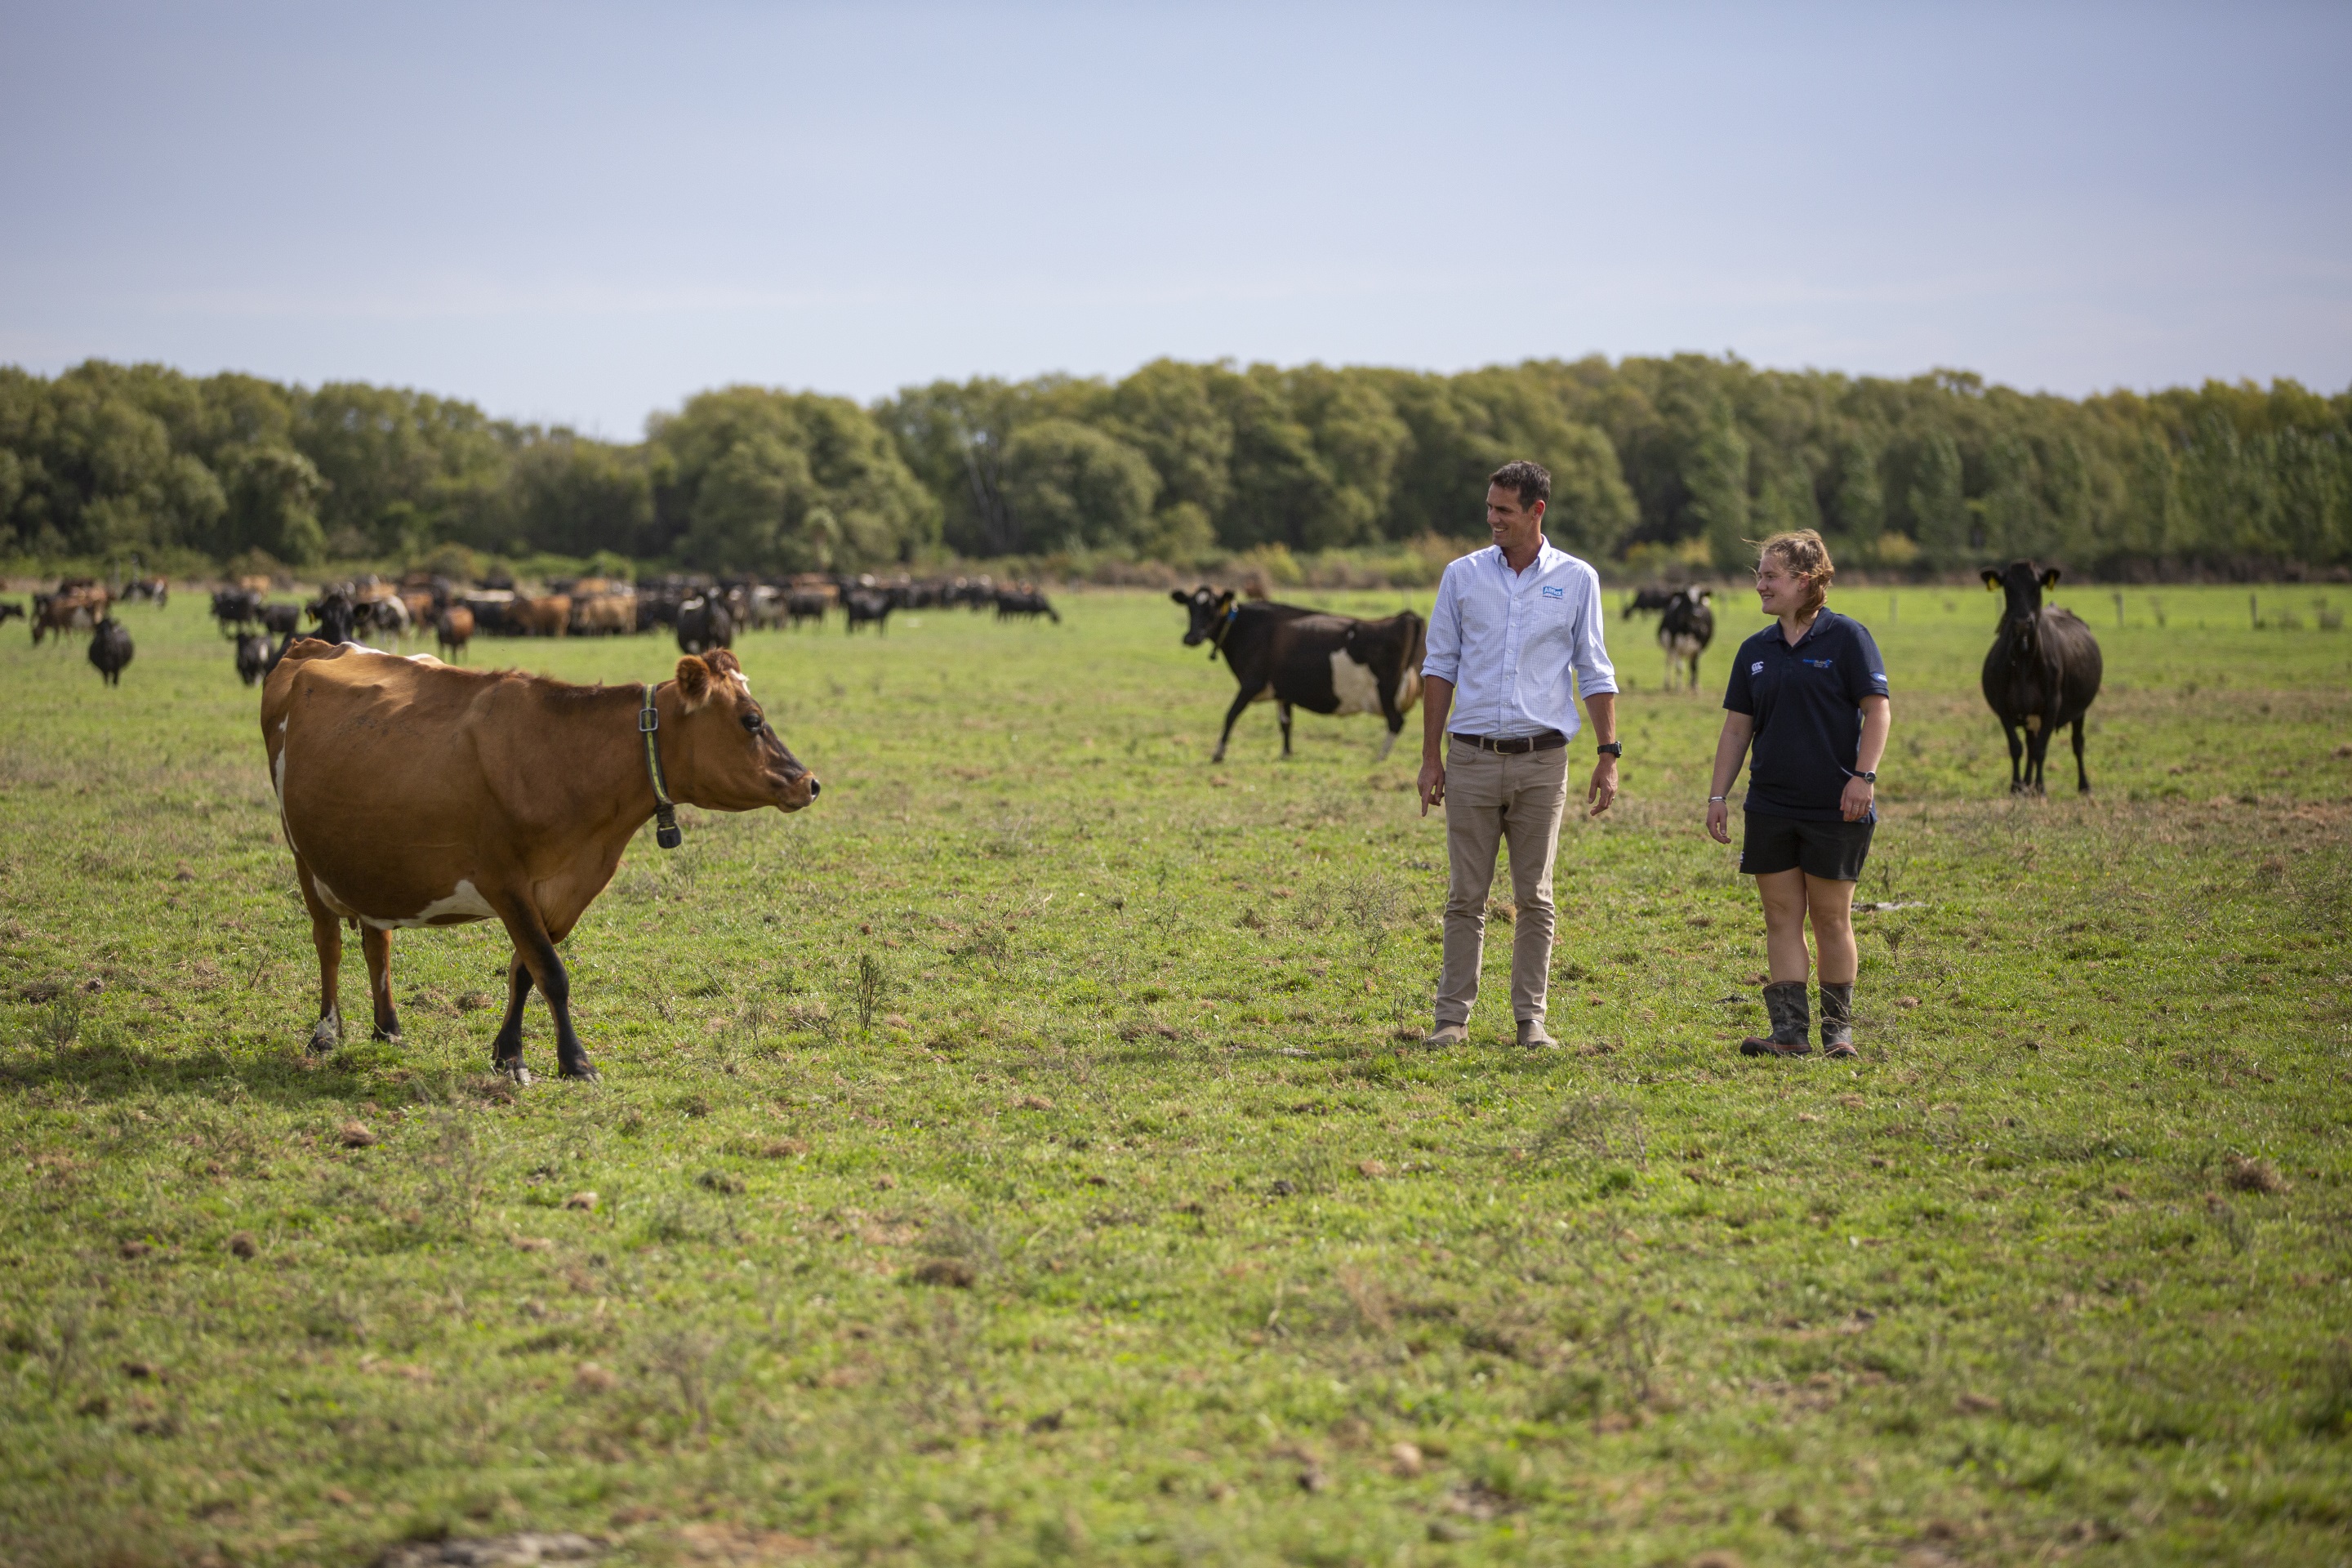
[0,581,2348,1567]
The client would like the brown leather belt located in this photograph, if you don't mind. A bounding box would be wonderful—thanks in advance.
[1450,729,1566,755]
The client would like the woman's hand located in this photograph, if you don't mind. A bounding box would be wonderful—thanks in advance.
[1706,797,1731,844]
[1840,775,1875,822]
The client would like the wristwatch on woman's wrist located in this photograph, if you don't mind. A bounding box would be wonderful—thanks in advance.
[1857,771,1877,783]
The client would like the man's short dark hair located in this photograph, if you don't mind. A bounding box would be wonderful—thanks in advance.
[1489,461,1550,510]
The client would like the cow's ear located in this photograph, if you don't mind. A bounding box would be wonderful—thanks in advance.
[2039,568,2061,590]
[1169,590,1188,605]
[704,648,742,677]
[1981,570,2002,591]
[675,656,713,710]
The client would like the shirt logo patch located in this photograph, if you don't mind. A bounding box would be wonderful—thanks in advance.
[1750,662,1763,675]
[1540,586,1563,599]
[1802,657,1834,670]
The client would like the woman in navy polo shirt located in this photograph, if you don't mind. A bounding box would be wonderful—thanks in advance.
[1704,531,1891,1058]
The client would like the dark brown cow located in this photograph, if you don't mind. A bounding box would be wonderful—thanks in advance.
[1171,587,1426,761]
[436,605,475,662]
[262,643,819,1082]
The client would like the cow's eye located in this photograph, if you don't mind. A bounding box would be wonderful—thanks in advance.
[741,711,764,733]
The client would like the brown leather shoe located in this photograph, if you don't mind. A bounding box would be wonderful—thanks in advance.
[1423,1022,1468,1048]
[1515,1018,1557,1049]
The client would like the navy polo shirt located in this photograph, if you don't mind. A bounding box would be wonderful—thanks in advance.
[1722,608,1890,822]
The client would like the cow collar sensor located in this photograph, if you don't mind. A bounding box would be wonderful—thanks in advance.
[1209,600,1241,658]
[639,684,683,849]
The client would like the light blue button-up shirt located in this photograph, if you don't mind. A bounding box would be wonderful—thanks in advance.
[1421,539,1618,740]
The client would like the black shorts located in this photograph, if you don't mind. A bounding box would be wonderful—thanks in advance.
[1740,809,1875,880]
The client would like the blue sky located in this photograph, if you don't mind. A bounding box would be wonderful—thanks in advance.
[2,2,2346,435]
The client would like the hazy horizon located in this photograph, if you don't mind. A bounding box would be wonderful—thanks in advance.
[4,1,2347,438]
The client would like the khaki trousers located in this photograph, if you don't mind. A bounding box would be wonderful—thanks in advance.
[1437,741,1570,1027]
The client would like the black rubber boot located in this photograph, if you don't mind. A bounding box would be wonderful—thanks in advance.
[1740,982,1813,1057]
[1820,982,1855,1058]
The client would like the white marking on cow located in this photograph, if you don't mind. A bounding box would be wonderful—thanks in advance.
[310,874,356,919]
[1329,651,1381,716]
[272,745,286,800]
[732,671,752,694]
[408,653,444,667]
[362,878,497,930]
[1394,666,1420,709]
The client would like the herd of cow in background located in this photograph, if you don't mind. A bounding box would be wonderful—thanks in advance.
[2,559,2101,797]
[192,569,1063,680]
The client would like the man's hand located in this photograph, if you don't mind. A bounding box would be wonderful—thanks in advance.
[1419,755,1446,817]
[1840,775,1876,822]
[1586,756,1618,817]
[1706,797,1732,844]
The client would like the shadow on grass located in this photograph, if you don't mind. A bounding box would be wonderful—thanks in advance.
[0,1039,390,1107]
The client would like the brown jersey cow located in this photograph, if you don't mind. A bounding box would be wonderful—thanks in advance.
[261,641,818,1082]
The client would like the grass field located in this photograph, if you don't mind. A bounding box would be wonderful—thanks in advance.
[1,579,2349,1567]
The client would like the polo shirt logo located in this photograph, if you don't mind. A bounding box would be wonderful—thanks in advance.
[1540,586,1563,599]
[1802,657,1834,669]
[1750,662,1763,674]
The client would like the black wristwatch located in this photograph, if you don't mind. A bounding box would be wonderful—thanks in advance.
[1597,742,1623,758]
[1856,770,1877,783]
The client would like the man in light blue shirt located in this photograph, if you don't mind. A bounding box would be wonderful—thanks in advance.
[1417,461,1620,1048]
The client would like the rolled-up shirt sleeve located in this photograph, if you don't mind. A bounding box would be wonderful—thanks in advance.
[1422,565,1461,684]
[1570,568,1617,698]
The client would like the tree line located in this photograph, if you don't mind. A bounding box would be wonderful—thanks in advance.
[3,354,2345,577]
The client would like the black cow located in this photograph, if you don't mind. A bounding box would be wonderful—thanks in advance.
[211,587,263,635]
[235,631,274,686]
[0,602,21,627]
[784,590,829,629]
[1657,588,1715,693]
[676,597,734,654]
[260,601,301,638]
[996,589,1061,624]
[1980,560,2104,795]
[844,590,893,635]
[1171,586,1426,762]
[88,617,133,686]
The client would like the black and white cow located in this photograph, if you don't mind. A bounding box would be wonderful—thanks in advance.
[1622,586,1676,618]
[676,596,735,654]
[1171,587,1426,762]
[235,631,274,686]
[1658,588,1714,693]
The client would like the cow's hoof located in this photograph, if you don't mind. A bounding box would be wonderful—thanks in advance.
[497,1060,534,1086]
[306,1018,341,1055]
[559,1060,601,1083]
[371,1026,402,1045]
